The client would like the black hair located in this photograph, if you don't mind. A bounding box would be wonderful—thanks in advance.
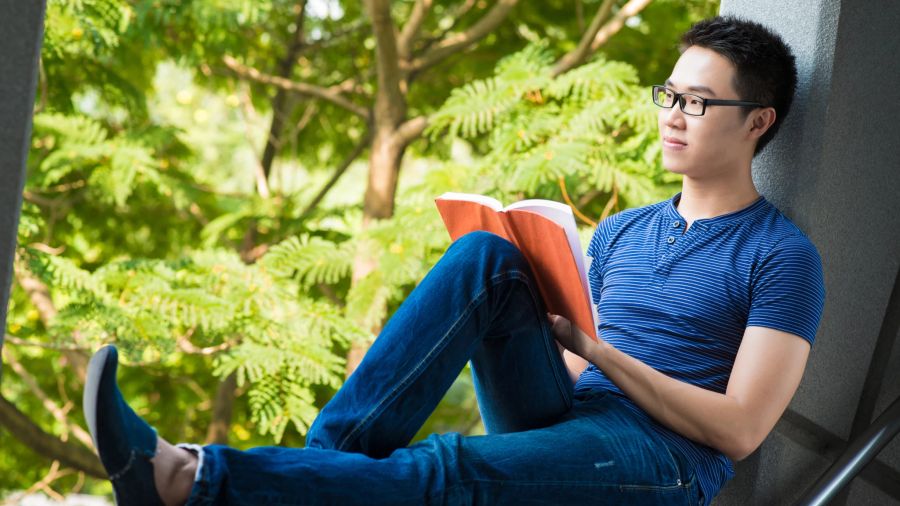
[680,16,798,156]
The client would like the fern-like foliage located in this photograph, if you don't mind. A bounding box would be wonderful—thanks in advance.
[428,44,676,213]
[259,235,353,290]
[30,113,162,208]
[21,236,365,442]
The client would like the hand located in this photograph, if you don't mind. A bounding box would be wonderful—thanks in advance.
[547,313,600,360]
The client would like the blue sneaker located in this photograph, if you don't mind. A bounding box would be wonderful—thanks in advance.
[84,345,164,505]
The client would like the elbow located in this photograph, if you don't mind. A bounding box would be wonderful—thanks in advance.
[720,432,764,462]
[724,445,755,463]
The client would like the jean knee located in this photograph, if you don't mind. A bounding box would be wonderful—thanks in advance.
[449,231,527,270]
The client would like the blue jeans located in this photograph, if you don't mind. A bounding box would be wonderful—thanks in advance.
[185,232,699,505]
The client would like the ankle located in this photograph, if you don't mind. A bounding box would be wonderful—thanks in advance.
[151,439,198,506]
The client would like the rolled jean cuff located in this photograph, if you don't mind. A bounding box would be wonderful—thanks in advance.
[176,443,205,483]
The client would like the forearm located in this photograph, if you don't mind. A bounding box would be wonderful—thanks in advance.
[561,348,588,385]
[584,341,756,461]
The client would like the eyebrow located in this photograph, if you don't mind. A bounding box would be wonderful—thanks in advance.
[665,79,718,97]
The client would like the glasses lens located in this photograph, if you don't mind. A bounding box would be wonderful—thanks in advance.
[654,86,674,107]
[680,94,705,115]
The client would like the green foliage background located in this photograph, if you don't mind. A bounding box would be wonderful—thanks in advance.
[1,0,717,498]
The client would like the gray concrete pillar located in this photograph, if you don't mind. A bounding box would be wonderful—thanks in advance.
[0,1,46,379]
[714,0,900,504]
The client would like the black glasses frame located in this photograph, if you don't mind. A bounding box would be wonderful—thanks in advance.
[651,85,763,116]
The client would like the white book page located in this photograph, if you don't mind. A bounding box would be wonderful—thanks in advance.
[437,192,503,211]
[584,256,600,333]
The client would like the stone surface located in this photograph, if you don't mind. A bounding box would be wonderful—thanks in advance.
[0,0,45,370]
[715,427,834,505]
[714,0,900,503]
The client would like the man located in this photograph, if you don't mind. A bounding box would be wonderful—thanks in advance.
[83,15,825,506]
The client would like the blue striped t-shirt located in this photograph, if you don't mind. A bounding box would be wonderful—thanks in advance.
[573,193,826,505]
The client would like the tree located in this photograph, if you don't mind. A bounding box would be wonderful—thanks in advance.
[1,0,718,497]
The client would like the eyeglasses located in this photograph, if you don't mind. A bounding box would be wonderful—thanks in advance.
[651,85,763,116]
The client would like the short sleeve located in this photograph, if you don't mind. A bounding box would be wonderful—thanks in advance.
[586,213,622,307]
[747,234,826,344]
[586,213,623,263]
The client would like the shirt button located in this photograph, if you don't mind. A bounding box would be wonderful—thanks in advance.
[672,221,681,228]
[667,236,675,244]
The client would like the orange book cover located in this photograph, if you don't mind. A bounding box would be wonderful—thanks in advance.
[435,193,598,340]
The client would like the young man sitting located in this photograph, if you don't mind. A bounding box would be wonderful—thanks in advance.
[83,15,825,506]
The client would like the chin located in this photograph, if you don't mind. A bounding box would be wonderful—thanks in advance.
[662,157,691,176]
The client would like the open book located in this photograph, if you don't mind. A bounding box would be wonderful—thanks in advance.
[435,192,599,340]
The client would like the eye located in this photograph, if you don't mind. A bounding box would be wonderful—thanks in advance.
[689,97,702,105]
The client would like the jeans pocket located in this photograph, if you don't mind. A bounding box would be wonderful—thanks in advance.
[661,439,699,493]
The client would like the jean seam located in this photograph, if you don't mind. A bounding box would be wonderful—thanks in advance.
[539,311,573,408]
[452,477,696,491]
[502,270,573,410]
[335,269,516,451]
[185,450,213,505]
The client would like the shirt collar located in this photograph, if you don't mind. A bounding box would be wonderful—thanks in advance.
[666,192,768,228]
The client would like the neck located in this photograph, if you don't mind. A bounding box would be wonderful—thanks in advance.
[676,169,759,226]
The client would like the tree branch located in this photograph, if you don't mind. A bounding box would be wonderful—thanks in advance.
[0,394,106,478]
[575,0,585,34]
[14,265,57,324]
[395,115,429,149]
[5,334,88,351]
[299,131,372,221]
[366,0,406,129]
[223,56,371,120]
[260,0,308,179]
[13,262,89,382]
[279,99,319,150]
[298,20,368,55]
[600,184,619,221]
[406,0,520,74]
[235,83,272,199]
[176,328,234,356]
[2,348,95,450]
[589,0,652,52]
[397,0,433,61]
[551,0,617,77]
[414,0,476,55]
[22,190,59,208]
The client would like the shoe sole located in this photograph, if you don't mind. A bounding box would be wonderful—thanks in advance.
[83,345,112,452]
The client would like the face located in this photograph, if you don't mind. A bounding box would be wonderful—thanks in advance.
[658,46,766,179]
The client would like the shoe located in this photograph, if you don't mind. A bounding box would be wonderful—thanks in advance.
[84,345,165,505]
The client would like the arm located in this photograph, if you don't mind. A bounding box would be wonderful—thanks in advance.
[550,316,810,462]
[561,348,589,385]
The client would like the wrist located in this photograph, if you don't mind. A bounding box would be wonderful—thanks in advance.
[586,338,612,368]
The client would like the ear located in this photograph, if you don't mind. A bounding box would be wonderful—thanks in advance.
[748,107,777,140]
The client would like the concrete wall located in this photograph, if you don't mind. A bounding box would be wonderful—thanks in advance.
[714,0,900,504]
[0,0,47,380]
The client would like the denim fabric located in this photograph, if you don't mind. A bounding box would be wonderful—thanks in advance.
[185,231,700,505]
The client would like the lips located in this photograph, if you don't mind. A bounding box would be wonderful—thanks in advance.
[662,136,687,152]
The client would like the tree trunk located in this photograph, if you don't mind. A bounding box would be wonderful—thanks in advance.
[260,1,308,179]
[0,395,106,478]
[363,131,404,220]
[345,0,410,376]
[204,371,237,445]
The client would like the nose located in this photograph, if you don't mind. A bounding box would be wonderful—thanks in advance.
[661,101,686,130]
